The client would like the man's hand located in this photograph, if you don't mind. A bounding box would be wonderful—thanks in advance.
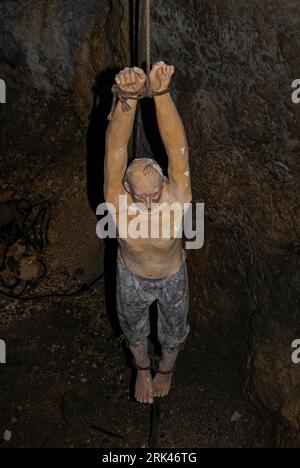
[149,62,175,93]
[115,67,147,94]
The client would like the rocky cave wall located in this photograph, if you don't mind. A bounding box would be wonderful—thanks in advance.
[0,0,129,282]
[150,0,300,446]
[1,0,129,140]
[0,0,300,446]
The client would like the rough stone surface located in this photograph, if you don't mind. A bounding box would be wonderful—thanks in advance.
[0,0,129,284]
[0,0,129,135]
[151,0,300,446]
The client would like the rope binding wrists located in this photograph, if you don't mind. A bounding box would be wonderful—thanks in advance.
[108,79,169,121]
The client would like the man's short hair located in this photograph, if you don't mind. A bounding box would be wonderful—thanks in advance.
[123,158,164,185]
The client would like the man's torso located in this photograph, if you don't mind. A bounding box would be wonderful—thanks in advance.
[113,184,189,279]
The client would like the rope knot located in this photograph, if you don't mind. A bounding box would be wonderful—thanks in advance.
[108,80,169,121]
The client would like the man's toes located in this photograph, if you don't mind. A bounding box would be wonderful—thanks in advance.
[146,390,153,405]
[142,395,152,404]
[136,388,153,405]
[147,390,154,404]
[153,383,170,398]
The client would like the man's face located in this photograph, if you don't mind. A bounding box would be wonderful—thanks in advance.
[124,162,165,211]
[126,177,164,212]
[131,183,164,211]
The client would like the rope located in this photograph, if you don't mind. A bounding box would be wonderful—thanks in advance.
[108,84,168,121]
[108,81,151,121]
[108,0,153,122]
[145,0,152,75]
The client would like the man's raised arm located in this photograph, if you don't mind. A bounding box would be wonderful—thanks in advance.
[104,67,146,204]
[149,62,192,201]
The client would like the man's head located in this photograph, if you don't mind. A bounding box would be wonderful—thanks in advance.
[123,158,166,211]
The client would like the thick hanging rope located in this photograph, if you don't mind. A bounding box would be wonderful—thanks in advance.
[145,0,152,75]
[108,0,162,121]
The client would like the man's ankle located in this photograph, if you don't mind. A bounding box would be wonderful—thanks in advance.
[134,356,151,368]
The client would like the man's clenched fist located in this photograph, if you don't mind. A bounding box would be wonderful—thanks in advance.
[149,62,175,93]
[115,67,147,94]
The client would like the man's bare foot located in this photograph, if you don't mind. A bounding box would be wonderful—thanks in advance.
[130,342,154,404]
[135,361,153,405]
[152,365,174,398]
[135,368,154,405]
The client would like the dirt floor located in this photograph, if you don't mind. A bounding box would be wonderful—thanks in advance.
[0,280,275,449]
[0,142,275,449]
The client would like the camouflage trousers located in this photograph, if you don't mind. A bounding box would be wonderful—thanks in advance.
[116,249,190,353]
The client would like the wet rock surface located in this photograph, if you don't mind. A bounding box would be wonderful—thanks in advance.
[0,0,299,447]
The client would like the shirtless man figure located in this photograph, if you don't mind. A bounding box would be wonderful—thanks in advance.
[104,62,192,405]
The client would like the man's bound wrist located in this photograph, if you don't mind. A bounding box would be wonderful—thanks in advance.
[152,89,169,96]
[108,82,170,120]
